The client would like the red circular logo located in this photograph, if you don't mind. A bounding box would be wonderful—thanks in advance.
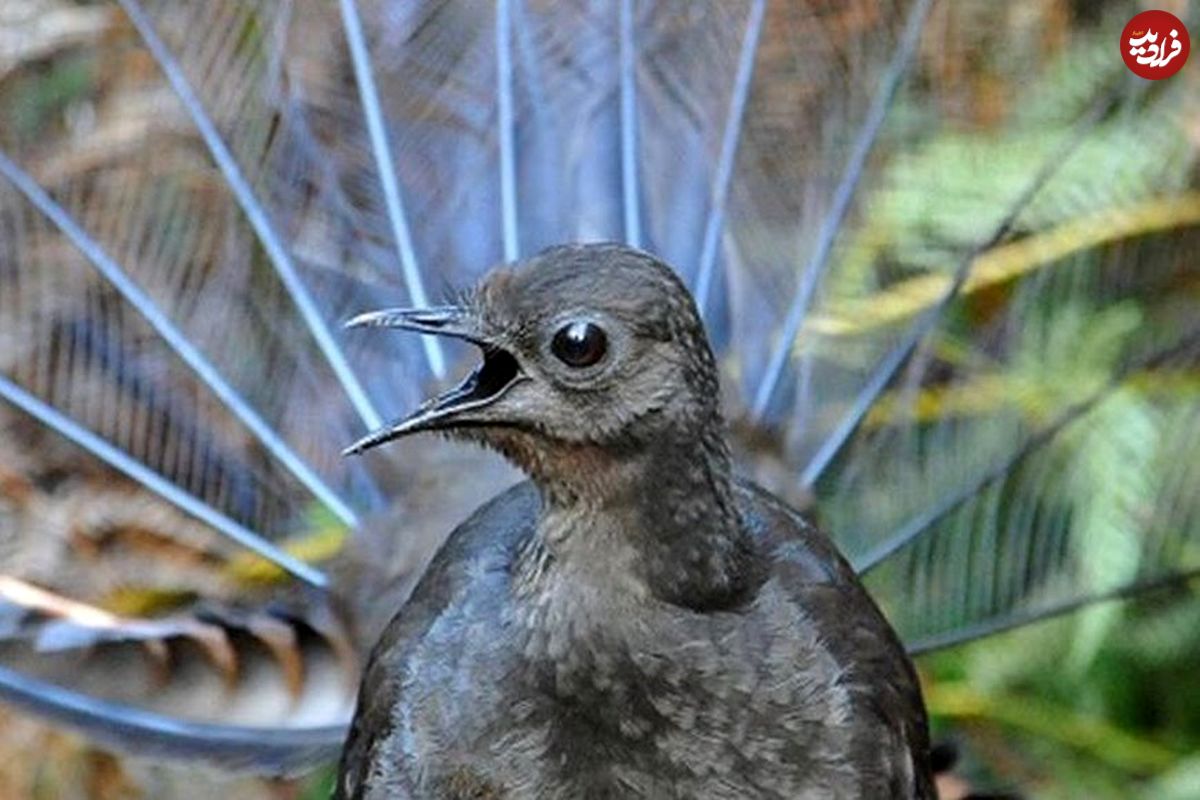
[1122,10,1190,80]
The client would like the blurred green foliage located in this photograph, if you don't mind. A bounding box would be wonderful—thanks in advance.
[830,7,1200,798]
[924,581,1200,798]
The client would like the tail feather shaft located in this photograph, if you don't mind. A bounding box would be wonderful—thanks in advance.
[798,87,1120,489]
[693,0,766,321]
[619,0,642,247]
[337,0,447,378]
[0,148,359,531]
[497,0,521,262]
[118,0,384,431]
[750,0,936,420]
[856,325,1200,574]
[907,566,1200,655]
[0,374,327,587]
[0,665,344,774]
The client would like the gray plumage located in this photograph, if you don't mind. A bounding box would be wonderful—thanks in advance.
[336,243,932,799]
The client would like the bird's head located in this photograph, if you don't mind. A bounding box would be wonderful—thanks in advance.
[343,244,726,487]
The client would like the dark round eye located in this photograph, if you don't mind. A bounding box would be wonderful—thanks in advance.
[551,321,608,368]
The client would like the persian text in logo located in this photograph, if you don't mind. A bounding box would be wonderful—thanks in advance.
[1121,10,1190,80]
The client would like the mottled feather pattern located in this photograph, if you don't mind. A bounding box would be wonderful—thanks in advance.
[339,480,929,799]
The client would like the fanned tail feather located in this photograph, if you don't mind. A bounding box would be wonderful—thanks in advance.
[0,665,344,774]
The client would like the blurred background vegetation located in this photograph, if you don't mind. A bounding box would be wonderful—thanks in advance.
[0,0,1198,798]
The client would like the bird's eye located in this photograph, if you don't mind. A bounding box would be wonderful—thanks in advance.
[551,321,608,368]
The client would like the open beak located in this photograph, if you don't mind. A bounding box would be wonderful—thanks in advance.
[342,306,525,456]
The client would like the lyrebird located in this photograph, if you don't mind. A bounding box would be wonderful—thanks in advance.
[0,1,1196,797]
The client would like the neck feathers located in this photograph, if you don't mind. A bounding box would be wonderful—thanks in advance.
[517,418,759,612]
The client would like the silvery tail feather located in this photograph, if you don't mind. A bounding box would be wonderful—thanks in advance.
[0,0,1197,775]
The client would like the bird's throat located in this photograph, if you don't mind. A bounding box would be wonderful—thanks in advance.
[521,426,759,612]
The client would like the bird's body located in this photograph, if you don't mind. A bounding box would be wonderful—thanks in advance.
[337,245,931,799]
[340,482,930,799]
